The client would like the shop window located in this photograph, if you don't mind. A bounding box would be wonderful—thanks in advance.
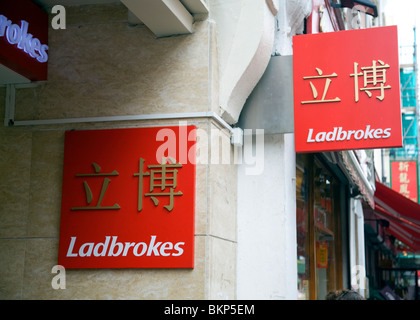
[297,154,311,299]
[296,154,343,300]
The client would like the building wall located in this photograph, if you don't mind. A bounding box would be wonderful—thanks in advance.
[237,133,297,299]
[349,197,367,297]
[0,3,237,299]
[235,0,311,299]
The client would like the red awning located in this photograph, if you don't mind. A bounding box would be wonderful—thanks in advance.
[374,204,420,251]
[375,182,420,225]
[373,182,420,252]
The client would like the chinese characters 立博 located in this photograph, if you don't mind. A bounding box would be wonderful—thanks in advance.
[350,60,391,102]
[71,157,184,213]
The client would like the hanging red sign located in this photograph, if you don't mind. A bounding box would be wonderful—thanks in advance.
[391,160,418,203]
[293,26,402,153]
[58,126,196,269]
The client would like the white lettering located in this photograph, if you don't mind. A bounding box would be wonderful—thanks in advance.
[155,124,265,175]
[0,15,11,36]
[108,236,123,256]
[160,242,173,256]
[307,128,315,142]
[374,128,383,138]
[315,131,326,142]
[123,242,135,256]
[66,236,185,258]
[147,235,162,256]
[351,265,366,290]
[337,127,347,141]
[37,44,49,63]
[244,129,264,176]
[6,24,21,44]
[51,5,66,30]
[364,125,374,139]
[0,15,48,63]
[326,127,338,142]
[79,242,94,257]
[93,236,110,257]
[51,265,66,290]
[17,20,32,51]
[156,128,177,163]
[29,38,41,58]
[165,304,199,317]
[178,121,188,165]
[208,304,255,315]
[354,129,364,140]
[306,126,394,143]
[173,242,185,256]
[347,130,356,140]
[66,237,78,257]
[133,242,147,256]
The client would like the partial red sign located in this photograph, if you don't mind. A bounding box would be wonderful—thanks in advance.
[293,26,402,153]
[0,0,48,81]
[58,127,196,268]
[391,160,418,203]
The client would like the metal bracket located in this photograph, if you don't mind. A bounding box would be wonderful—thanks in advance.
[3,81,51,127]
[4,84,15,126]
[238,55,294,134]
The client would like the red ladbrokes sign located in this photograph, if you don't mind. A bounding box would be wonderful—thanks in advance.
[293,26,402,153]
[58,127,196,269]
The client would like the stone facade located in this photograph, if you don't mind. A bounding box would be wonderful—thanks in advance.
[0,3,235,299]
[0,0,313,300]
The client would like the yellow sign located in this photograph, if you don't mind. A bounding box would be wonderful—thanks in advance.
[316,241,328,268]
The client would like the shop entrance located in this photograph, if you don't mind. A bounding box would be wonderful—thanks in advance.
[297,154,345,300]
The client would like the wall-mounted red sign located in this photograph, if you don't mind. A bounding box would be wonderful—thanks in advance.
[0,0,48,81]
[294,26,402,153]
[58,127,196,268]
[391,160,418,203]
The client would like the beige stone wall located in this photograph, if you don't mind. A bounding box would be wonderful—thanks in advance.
[0,4,236,299]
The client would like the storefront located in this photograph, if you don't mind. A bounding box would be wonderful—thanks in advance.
[237,0,384,300]
[364,179,420,299]
[2,0,313,300]
[297,153,347,299]
[292,0,409,300]
[1,0,402,301]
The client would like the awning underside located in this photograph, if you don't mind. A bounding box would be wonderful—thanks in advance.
[372,182,420,252]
